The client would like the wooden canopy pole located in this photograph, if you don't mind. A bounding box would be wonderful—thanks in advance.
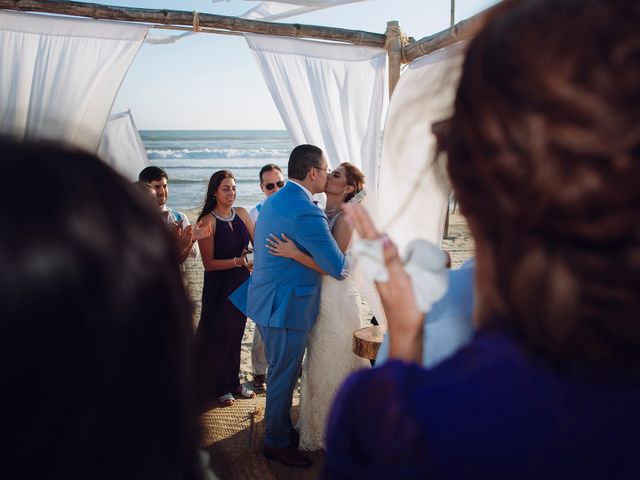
[385,20,403,98]
[450,0,455,29]
[0,0,386,48]
[402,10,485,63]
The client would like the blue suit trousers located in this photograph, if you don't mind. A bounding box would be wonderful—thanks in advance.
[257,324,308,448]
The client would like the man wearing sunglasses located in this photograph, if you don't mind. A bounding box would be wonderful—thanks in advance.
[249,163,285,224]
[248,164,286,391]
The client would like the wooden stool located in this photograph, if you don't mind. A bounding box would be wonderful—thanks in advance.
[353,325,386,360]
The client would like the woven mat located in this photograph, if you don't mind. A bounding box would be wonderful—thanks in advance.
[200,391,325,480]
[201,392,274,480]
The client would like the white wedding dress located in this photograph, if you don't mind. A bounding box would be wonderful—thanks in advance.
[297,213,371,451]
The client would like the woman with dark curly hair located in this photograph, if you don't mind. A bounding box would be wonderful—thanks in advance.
[323,0,640,478]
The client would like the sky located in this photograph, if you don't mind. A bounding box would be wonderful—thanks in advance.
[107,0,498,130]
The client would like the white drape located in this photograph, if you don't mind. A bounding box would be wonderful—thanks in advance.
[376,42,466,255]
[231,0,367,20]
[0,11,148,152]
[245,34,386,191]
[358,43,466,328]
[97,111,149,181]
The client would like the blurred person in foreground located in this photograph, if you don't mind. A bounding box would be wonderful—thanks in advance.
[1,139,207,479]
[323,0,640,478]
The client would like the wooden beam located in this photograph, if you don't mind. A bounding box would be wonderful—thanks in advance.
[0,0,387,48]
[385,20,402,98]
[403,10,485,63]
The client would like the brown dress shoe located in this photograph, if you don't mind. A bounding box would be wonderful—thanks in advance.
[263,446,312,468]
[253,374,267,390]
[289,429,300,448]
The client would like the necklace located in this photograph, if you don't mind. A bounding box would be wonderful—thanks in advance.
[325,207,340,215]
[212,207,236,222]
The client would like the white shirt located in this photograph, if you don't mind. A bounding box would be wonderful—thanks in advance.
[249,200,264,224]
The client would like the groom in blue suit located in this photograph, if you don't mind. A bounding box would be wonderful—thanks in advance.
[231,144,346,468]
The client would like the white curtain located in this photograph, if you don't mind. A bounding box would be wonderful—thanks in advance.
[245,34,386,191]
[211,0,368,21]
[354,42,466,328]
[376,42,466,255]
[0,11,148,152]
[238,0,368,20]
[98,110,149,181]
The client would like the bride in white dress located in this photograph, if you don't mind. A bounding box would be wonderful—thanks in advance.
[267,162,370,451]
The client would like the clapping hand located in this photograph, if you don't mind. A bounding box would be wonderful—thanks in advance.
[175,223,193,250]
[192,220,213,241]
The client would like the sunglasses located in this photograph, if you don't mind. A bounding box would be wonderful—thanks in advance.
[264,180,285,191]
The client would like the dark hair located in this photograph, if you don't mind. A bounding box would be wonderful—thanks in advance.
[288,144,324,181]
[447,0,640,370]
[1,139,202,479]
[198,170,235,222]
[259,163,283,183]
[138,165,168,183]
[339,162,365,202]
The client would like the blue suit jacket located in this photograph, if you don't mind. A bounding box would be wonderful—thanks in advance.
[230,182,345,332]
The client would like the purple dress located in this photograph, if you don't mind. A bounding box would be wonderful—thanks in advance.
[195,212,250,406]
[323,330,640,479]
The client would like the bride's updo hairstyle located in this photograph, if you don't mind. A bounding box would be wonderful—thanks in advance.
[446,0,640,371]
[339,162,365,202]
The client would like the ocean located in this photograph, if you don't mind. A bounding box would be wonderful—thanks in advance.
[140,130,293,211]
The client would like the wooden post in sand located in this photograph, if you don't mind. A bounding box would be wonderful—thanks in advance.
[353,325,386,360]
[385,20,403,98]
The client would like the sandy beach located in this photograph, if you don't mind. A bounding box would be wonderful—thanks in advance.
[182,208,474,388]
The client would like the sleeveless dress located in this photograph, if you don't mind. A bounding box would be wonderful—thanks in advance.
[195,211,250,407]
[297,212,370,451]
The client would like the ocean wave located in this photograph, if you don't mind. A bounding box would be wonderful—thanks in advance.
[161,164,272,171]
[169,178,255,185]
[147,147,289,160]
[140,130,289,143]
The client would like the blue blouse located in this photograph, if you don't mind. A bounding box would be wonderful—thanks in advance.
[323,330,640,479]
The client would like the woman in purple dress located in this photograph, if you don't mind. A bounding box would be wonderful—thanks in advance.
[324,0,640,478]
[195,170,256,408]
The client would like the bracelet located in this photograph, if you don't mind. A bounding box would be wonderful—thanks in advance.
[233,257,241,267]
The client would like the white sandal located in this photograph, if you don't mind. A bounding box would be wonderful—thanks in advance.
[218,393,234,406]
[235,385,256,399]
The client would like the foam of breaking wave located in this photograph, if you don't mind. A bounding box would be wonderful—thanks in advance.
[147,147,289,160]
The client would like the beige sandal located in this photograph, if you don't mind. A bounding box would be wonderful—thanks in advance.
[235,385,256,399]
